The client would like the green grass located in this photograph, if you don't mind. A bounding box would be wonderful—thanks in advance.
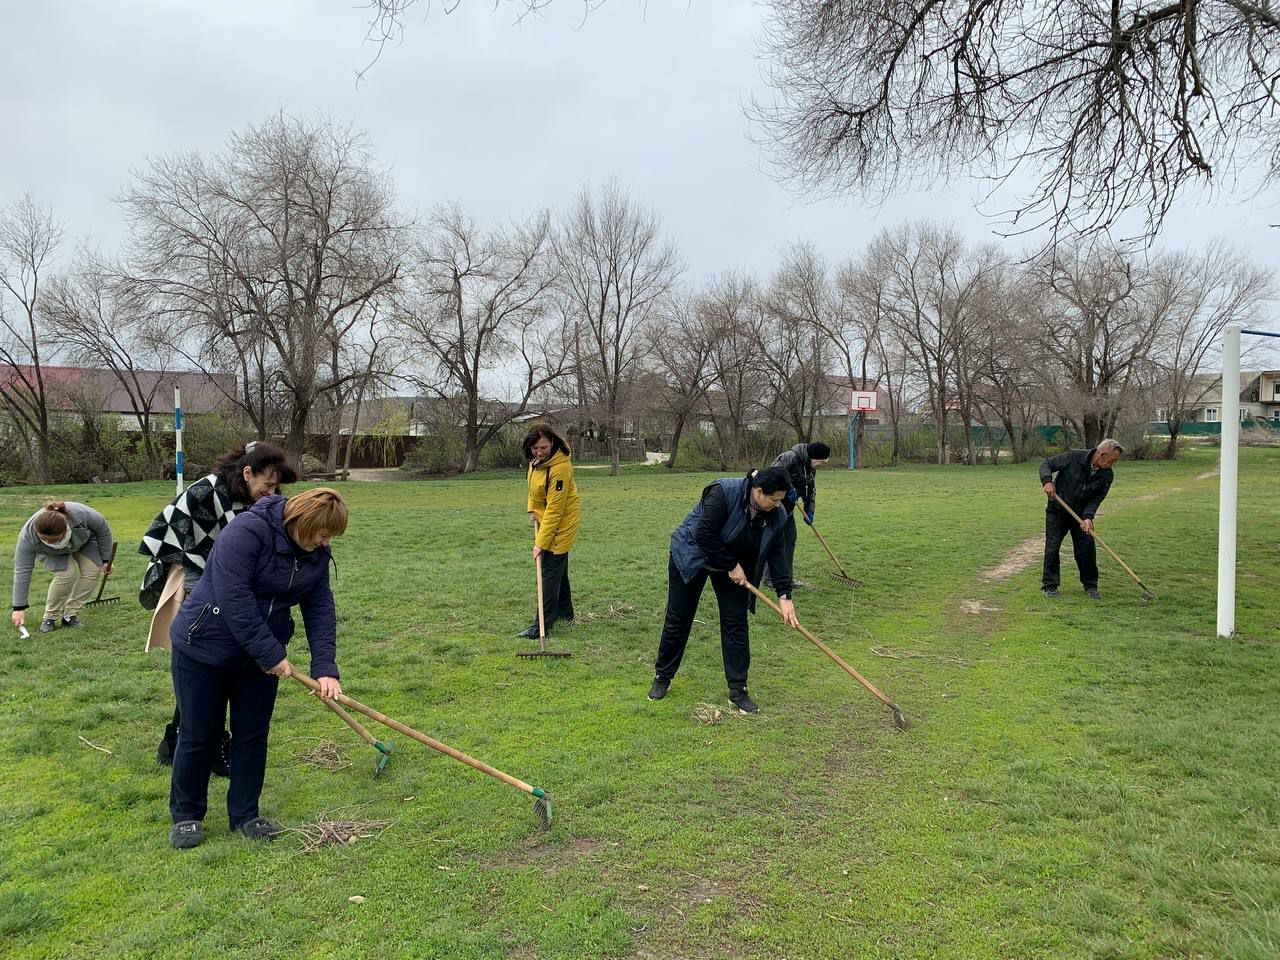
[0,446,1276,959]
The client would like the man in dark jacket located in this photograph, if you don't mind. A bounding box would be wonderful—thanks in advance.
[1039,439,1123,599]
[767,441,830,586]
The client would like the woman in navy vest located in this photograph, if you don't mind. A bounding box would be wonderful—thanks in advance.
[166,487,347,850]
[648,467,799,714]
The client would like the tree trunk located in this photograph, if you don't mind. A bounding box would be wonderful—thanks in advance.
[1165,422,1182,460]
[608,431,621,477]
[666,415,686,470]
[286,409,308,474]
[341,390,364,481]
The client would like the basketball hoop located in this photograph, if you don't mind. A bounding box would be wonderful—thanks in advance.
[849,389,878,412]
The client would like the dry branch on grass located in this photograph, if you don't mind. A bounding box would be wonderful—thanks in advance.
[573,602,636,624]
[297,741,352,771]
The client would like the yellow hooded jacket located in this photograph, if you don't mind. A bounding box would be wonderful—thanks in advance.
[527,449,580,553]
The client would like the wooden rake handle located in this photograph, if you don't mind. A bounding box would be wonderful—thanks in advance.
[1050,493,1154,596]
[807,523,853,580]
[94,542,119,601]
[740,580,898,712]
[322,698,379,747]
[534,520,546,646]
[290,673,538,797]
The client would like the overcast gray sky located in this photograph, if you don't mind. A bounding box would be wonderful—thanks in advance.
[3,0,1279,296]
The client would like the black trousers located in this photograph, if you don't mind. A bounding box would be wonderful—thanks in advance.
[529,550,573,631]
[1042,507,1099,590]
[654,555,751,693]
[169,648,279,829]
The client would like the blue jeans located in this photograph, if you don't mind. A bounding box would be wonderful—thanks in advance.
[169,648,279,829]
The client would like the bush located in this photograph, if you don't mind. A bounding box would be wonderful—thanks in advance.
[182,413,255,467]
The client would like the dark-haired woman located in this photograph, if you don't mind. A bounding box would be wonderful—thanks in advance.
[648,467,798,714]
[138,441,298,770]
[11,501,114,634]
[518,424,581,640]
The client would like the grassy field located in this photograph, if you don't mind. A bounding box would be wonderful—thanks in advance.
[0,446,1277,960]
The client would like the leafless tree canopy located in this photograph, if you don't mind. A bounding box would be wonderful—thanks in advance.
[752,0,1280,242]
[121,113,406,467]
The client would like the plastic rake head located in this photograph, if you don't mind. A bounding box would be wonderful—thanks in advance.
[532,789,553,830]
[373,740,392,777]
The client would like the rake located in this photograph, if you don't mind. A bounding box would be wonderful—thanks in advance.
[1051,493,1156,601]
[291,673,554,829]
[85,543,120,607]
[321,698,393,776]
[742,581,908,731]
[518,522,571,659]
[807,523,863,588]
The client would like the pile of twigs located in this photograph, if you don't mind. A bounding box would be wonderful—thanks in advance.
[297,740,352,771]
[285,811,393,853]
[692,703,724,725]
[573,602,636,624]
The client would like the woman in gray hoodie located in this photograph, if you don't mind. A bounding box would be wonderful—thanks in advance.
[10,501,114,634]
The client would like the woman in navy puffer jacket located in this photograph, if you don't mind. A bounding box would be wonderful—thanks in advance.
[167,487,348,850]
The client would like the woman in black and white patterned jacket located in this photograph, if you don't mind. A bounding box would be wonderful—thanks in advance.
[138,441,297,770]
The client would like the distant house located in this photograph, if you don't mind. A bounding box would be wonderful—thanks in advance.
[0,365,233,427]
[1153,371,1268,425]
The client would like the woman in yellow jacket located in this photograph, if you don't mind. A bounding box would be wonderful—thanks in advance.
[518,424,581,639]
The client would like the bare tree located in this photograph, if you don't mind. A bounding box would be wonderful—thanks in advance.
[0,196,64,483]
[644,293,717,469]
[872,222,982,465]
[43,257,177,477]
[701,271,768,470]
[752,1,1280,243]
[395,203,567,473]
[556,182,681,476]
[1152,242,1275,457]
[1031,243,1168,447]
[122,113,407,468]
[970,270,1045,463]
[760,242,840,444]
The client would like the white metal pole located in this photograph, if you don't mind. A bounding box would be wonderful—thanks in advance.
[174,386,185,496]
[1216,327,1241,638]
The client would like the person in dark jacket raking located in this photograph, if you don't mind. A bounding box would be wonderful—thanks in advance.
[1039,439,1123,600]
[166,488,347,849]
[766,441,830,587]
[648,467,799,714]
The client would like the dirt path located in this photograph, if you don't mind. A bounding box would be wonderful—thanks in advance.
[963,458,1220,608]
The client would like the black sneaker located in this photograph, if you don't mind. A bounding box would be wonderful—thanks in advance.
[1042,587,1059,598]
[729,689,759,714]
[516,625,540,639]
[61,615,83,628]
[235,816,282,840]
[156,723,179,766]
[38,618,58,633]
[170,820,204,849]
[647,678,670,701]
[211,731,231,778]
[1084,588,1102,601]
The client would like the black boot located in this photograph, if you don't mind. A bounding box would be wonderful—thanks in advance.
[156,723,179,766]
[516,624,541,639]
[211,731,231,778]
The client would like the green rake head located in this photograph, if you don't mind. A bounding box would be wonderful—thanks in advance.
[532,788,553,830]
[373,740,392,777]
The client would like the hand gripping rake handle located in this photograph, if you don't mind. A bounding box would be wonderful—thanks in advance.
[741,581,908,731]
[322,698,393,775]
[807,523,863,587]
[91,543,120,602]
[291,673,552,827]
[1050,493,1156,600]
